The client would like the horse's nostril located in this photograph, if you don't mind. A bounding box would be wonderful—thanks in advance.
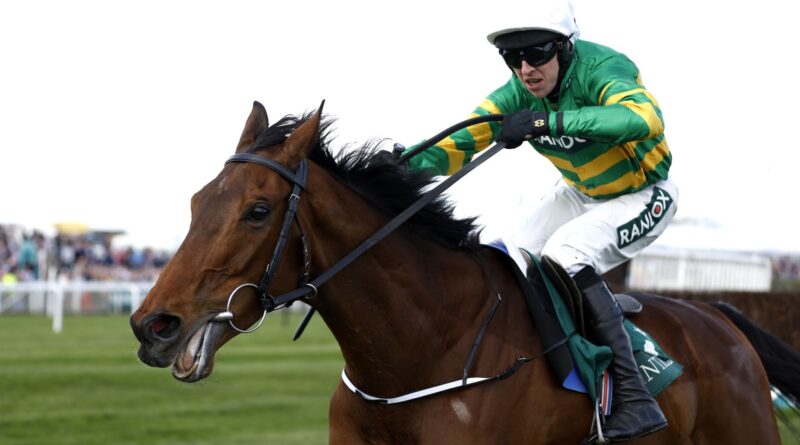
[143,313,183,342]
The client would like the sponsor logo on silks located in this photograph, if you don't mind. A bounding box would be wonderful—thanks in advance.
[617,187,673,248]
[534,134,590,151]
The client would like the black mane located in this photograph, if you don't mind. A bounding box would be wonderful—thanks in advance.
[250,113,480,249]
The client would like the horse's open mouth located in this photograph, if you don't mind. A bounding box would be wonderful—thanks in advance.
[172,320,227,382]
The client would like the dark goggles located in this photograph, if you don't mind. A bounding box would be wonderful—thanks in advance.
[499,40,560,69]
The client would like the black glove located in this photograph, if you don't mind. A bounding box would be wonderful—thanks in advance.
[371,149,399,165]
[496,110,550,148]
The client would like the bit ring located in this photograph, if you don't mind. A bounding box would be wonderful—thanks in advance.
[225,283,267,333]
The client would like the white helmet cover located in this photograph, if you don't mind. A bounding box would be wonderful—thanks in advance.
[487,0,580,45]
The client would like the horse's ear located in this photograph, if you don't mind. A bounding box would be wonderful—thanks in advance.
[235,101,269,153]
[282,100,325,165]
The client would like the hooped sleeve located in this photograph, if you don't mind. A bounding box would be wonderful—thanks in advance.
[405,77,528,176]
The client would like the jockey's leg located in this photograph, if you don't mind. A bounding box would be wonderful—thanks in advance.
[512,179,587,261]
[539,180,678,441]
[539,179,678,276]
[576,267,668,441]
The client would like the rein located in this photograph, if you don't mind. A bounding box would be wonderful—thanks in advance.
[214,114,546,404]
[279,139,507,315]
[216,114,506,333]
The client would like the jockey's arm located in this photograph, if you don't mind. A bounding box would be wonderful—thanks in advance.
[404,77,526,176]
[404,56,664,176]
[556,56,665,146]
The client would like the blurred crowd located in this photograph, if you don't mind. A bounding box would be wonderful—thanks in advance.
[1,224,171,283]
[3,222,800,288]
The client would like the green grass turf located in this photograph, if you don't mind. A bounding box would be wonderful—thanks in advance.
[1,314,798,444]
[0,313,342,445]
[777,407,800,445]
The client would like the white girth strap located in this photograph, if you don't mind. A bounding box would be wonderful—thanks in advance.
[340,369,492,405]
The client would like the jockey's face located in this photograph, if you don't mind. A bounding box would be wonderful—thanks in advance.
[514,56,559,99]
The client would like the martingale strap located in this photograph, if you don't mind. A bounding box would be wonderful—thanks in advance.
[341,369,496,405]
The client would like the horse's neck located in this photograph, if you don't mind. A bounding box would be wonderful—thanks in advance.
[304,170,493,394]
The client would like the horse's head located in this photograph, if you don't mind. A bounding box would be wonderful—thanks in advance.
[130,101,323,382]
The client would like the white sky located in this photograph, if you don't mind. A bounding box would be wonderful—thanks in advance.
[1,0,798,253]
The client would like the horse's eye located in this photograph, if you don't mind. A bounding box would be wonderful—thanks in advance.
[246,203,271,222]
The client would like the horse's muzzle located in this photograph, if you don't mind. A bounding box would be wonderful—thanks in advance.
[130,312,184,368]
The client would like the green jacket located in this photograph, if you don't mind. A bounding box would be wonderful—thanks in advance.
[406,40,671,200]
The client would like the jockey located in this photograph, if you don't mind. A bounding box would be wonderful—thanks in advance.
[402,0,674,441]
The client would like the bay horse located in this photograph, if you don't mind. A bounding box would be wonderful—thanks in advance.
[131,102,794,444]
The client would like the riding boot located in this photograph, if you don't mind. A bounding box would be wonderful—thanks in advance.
[574,267,668,442]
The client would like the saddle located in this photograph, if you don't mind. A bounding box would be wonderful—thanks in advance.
[537,256,642,338]
[487,241,682,445]
[487,240,680,399]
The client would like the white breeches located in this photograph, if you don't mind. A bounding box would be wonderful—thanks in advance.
[511,178,679,275]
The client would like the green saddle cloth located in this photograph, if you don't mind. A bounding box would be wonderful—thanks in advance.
[531,257,683,402]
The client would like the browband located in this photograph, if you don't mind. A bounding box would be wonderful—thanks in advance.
[226,153,307,188]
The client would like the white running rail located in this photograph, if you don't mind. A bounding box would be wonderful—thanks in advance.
[0,281,153,333]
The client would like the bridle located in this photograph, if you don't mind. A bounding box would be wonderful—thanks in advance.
[212,153,313,333]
